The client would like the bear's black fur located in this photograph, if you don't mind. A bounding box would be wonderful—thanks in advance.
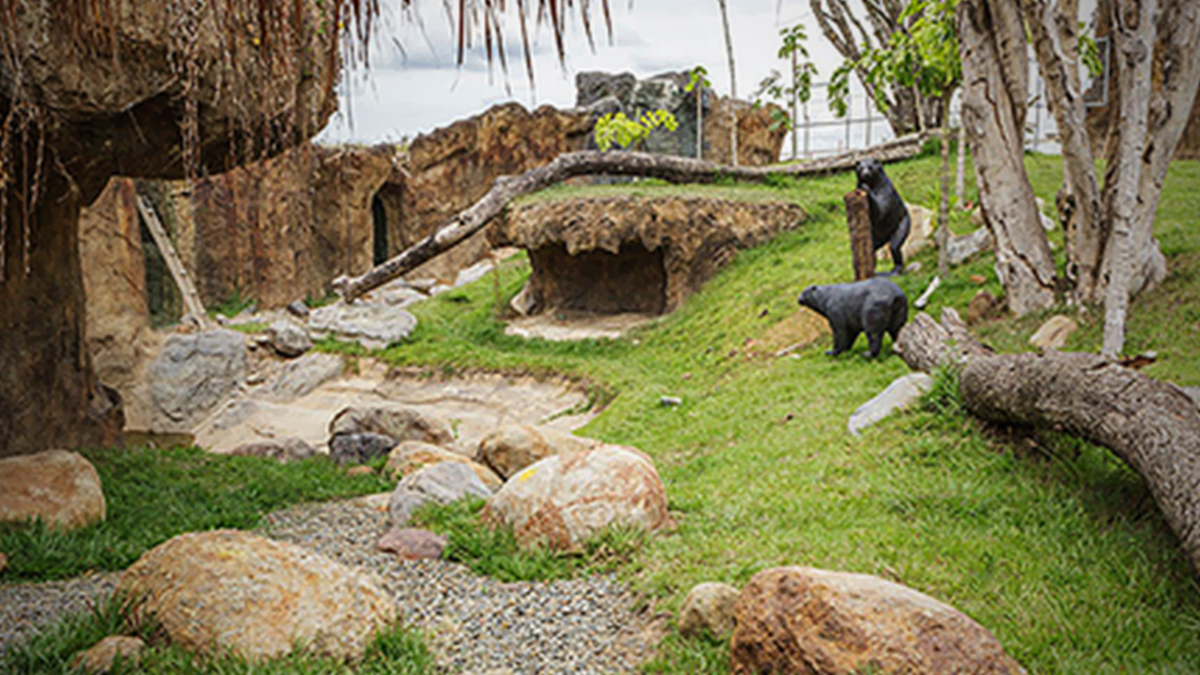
[855,158,911,274]
[798,277,908,358]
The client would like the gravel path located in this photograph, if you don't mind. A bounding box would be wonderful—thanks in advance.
[0,496,653,674]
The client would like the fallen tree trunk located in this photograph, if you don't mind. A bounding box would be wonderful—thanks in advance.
[897,311,1200,575]
[333,135,927,302]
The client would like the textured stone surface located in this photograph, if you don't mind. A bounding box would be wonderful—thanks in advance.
[330,433,399,466]
[385,441,502,490]
[329,405,454,447]
[493,197,805,315]
[730,567,1027,675]
[308,302,418,350]
[388,463,493,527]
[968,289,1006,324]
[269,319,312,357]
[946,228,994,266]
[377,527,448,561]
[119,530,395,661]
[679,582,740,639]
[1029,315,1078,351]
[482,445,672,551]
[264,352,345,401]
[475,425,599,480]
[147,329,246,432]
[847,373,934,436]
[227,437,318,464]
[70,636,145,674]
[0,451,106,530]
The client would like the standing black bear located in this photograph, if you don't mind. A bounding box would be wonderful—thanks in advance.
[798,277,908,358]
[856,158,911,274]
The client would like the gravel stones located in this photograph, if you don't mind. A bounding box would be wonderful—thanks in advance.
[388,463,493,527]
[483,445,672,552]
[119,529,395,662]
[730,567,1028,675]
[0,450,106,530]
[0,572,122,653]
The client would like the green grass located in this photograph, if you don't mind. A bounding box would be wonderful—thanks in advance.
[0,592,434,675]
[6,155,1199,674]
[0,445,391,582]
[365,154,1200,674]
[410,497,649,582]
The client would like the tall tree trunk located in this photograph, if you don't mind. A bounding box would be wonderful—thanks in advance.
[955,118,966,207]
[717,0,739,166]
[696,86,704,160]
[1022,0,1105,304]
[958,0,1057,315]
[937,97,952,276]
[1101,0,1157,356]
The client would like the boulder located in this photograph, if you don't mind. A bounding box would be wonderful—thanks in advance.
[679,582,740,639]
[1183,386,1200,411]
[308,301,417,350]
[329,406,454,446]
[377,527,448,561]
[0,450,106,530]
[264,352,345,401]
[1029,315,1078,351]
[475,424,599,480]
[388,462,493,527]
[0,551,6,574]
[330,433,399,466]
[269,319,312,357]
[730,567,1027,675]
[847,373,934,436]
[148,329,247,432]
[482,445,672,552]
[286,300,311,319]
[70,636,145,674]
[385,441,503,490]
[227,437,318,464]
[945,228,994,267]
[120,530,394,662]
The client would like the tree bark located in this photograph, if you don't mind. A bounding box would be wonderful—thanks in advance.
[1021,0,1105,304]
[894,308,994,373]
[846,189,875,280]
[937,98,952,276]
[1101,0,1156,356]
[717,0,739,167]
[334,137,928,302]
[958,0,1058,315]
[961,351,1200,576]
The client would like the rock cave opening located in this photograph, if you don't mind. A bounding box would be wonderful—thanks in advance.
[372,193,389,266]
[529,242,668,315]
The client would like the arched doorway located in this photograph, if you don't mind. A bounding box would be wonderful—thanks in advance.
[372,193,388,265]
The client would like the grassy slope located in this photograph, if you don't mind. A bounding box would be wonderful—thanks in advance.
[374,155,1200,674]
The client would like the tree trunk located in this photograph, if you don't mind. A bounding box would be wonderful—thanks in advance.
[1021,0,1105,304]
[937,98,952,276]
[1101,0,1156,356]
[958,0,1057,315]
[0,168,118,456]
[955,118,966,207]
[717,0,739,166]
[696,87,704,160]
[846,189,876,280]
[333,138,928,302]
[961,351,1200,576]
[894,308,994,373]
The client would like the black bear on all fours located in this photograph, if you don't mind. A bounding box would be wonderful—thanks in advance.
[798,277,909,358]
[856,158,911,275]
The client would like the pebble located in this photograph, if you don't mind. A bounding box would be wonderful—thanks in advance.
[1,499,651,674]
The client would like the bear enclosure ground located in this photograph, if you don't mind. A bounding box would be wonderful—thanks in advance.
[3,154,1200,674]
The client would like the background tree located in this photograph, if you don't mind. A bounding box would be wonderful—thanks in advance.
[753,23,818,161]
[716,0,740,166]
[958,0,1199,352]
[684,66,712,160]
[810,0,943,134]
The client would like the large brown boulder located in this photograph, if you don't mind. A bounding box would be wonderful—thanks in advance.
[0,450,106,530]
[474,424,599,480]
[120,530,395,662]
[730,567,1027,675]
[481,445,672,551]
[385,440,503,491]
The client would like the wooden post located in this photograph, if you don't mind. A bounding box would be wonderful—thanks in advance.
[845,189,875,281]
[136,194,212,329]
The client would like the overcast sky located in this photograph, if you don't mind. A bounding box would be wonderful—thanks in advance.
[316,0,882,152]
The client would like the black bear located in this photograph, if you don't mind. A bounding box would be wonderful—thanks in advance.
[856,158,911,274]
[798,277,908,358]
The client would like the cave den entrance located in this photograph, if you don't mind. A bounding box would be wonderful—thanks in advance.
[372,193,389,266]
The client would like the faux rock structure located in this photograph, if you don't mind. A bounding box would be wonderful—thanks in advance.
[493,196,805,316]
